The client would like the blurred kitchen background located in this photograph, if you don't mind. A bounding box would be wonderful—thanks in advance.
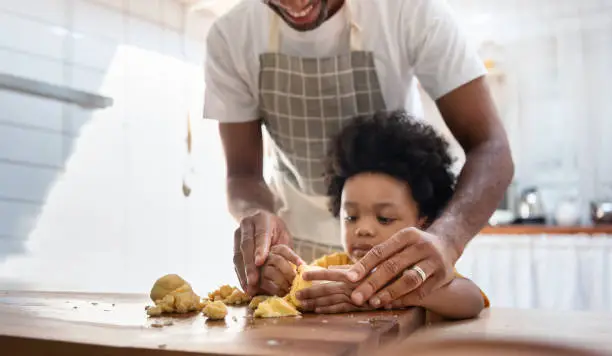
[0,0,611,312]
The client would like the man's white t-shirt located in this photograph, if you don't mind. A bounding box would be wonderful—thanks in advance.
[204,0,487,124]
[203,0,487,245]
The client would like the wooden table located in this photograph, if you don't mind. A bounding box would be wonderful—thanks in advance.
[394,308,612,355]
[0,290,424,356]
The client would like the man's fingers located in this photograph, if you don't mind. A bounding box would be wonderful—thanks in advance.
[234,265,247,292]
[350,245,425,306]
[302,269,352,283]
[296,281,351,300]
[270,245,305,267]
[233,228,242,255]
[261,264,291,294]
[390,274,443,308]
[266,253,297,282]
[282,228,294,249]
[232,253,248,292]
[253,215,273,266]
[233,229,248,291]
[370,259,437,307]
[240,220,258,295]
[259,279,283,297]
[347,227,420,282]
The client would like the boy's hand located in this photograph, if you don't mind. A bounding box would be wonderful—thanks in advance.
[259,245,304,296]
[295,276,373,314]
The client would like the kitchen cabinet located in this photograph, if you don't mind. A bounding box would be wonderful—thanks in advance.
[457,230,612,311]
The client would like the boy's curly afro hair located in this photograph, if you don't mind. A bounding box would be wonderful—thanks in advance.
[325,110,456,223]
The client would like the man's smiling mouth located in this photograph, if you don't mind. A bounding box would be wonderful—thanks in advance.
[280,0,323,26]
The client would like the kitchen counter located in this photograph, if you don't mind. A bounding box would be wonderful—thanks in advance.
[395,308,612,354]
[0,290,424,356]
[2,291,611,355]
[480,224,612,235]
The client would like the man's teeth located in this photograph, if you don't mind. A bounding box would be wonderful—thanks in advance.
[288,4,314,18]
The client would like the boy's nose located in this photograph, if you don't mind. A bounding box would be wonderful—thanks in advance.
[355,223,375,238]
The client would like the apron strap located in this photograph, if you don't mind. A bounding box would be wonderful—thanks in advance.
[268,0,362,52]
[268,8,281,53]
[345,0,362,51]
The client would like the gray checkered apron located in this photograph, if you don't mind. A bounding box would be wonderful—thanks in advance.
[259,2,386,262]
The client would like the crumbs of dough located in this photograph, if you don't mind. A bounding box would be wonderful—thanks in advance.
[203,300,228,320]
[208,285,251,305]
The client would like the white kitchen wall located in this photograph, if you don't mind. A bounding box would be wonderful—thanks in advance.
[1,0,611,300]
[430,0,612,222]
[0,0,239,294]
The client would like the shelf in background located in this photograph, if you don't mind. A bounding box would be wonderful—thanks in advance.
[481,224,612,235]
[0,73,113,110]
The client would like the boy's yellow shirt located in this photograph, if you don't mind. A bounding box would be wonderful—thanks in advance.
[310,252,490,308]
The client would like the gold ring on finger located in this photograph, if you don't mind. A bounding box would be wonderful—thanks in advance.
[409,265,427,282]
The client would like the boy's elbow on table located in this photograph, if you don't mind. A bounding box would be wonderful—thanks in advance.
[417,277,486,320]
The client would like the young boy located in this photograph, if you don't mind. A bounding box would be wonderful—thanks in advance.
[259,110,488,319]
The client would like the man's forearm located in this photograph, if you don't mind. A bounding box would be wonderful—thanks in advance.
[428,139,514,258]
[227,177,277,221]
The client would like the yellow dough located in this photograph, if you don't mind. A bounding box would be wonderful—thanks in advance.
[248,295,270,310]
[143,252,351,318]
[253,296,300,318]
[251,252,353,318]
[311,252,352,268]
[150,274,189,302]
[146,274,206,316]
[287,264,327,309]
[208,285,251,305]
[203,300,228,320]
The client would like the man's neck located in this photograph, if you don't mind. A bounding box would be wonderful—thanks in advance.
[327,0,345,19]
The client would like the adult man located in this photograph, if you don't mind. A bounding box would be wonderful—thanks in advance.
[204,0,513,308]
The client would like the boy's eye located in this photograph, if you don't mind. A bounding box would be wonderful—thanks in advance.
[344,216,357,222]
[377,216,396,225]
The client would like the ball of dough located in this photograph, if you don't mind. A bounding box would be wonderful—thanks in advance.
[150,274,189,302]
[219,285,234,299]
[203,301,228,320]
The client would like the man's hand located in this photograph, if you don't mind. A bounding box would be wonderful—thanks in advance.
[303,227,457,308]
[233,210,302,296]
[259,245,303,296]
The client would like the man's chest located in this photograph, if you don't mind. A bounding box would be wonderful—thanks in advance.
[240,42,417,114]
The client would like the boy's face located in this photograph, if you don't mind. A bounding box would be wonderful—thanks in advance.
[340,173,424,262]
